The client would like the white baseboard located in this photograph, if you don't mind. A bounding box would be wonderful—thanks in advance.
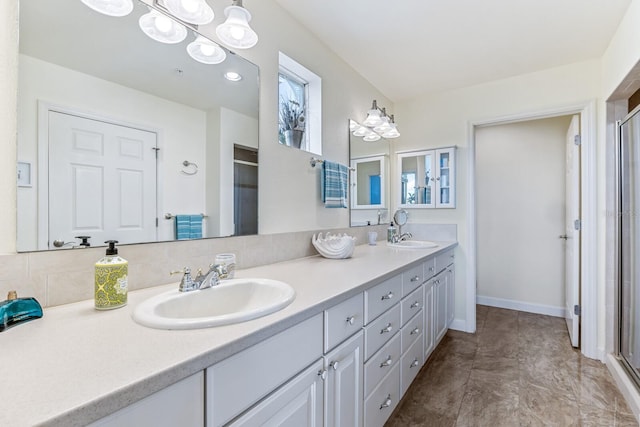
[477,295,564,318]
[449,318,467,332]
[606,354,640,423]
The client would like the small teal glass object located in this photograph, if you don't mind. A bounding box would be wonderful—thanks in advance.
[0,291,43,332]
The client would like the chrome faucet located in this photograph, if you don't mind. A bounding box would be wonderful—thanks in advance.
[391,232,413,244]
[170,264,228,292]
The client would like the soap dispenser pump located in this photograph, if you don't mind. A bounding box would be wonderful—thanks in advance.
[95,240,128,310]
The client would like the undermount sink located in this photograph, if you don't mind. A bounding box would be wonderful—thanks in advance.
[133,278,296,330]
[388,240,439,249]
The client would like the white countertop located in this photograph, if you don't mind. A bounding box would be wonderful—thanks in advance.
[0,241,456,427]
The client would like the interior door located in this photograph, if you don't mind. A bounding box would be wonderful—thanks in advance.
[564,114,581,347]
[48,111,157,248]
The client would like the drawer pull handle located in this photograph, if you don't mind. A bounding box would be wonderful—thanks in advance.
[330,361,339,371]
[410,358,419,368]
[448,269,453,273]
[379,356,393,368]
[380,323,393,334]
[410,275,420,282]
[381,292,394,301]
[428,266,434,272]
[318,369,327,380]
[410,327,420,335]
[380,395,392,410]
[410,301,420,309]
[346,315,355,325]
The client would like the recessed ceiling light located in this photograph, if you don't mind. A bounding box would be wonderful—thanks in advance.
[224,71,242,81]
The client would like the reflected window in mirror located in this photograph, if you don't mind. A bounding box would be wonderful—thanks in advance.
[278,52,322,155]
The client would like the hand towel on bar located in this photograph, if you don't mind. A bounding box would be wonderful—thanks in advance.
[322,160,348,208]
[175,215,191,240]
[189,214,203,239]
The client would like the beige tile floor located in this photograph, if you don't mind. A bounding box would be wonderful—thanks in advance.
[386,305,638,427]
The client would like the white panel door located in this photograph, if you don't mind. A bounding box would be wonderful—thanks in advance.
[48,111,157,248]
[564,114,581,348]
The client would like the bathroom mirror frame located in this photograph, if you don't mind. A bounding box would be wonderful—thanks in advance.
[16,0,260,252]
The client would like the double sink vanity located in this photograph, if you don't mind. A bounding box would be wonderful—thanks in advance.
[1,239,456,427]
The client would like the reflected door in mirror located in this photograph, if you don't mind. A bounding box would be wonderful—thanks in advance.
[351,156,386,209]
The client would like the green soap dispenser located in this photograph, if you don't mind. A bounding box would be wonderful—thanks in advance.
[95,240,128,310]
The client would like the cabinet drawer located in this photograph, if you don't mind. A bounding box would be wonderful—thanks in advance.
[435,249,455,274]
[402,264,424,296]
[401,335,424,396]
[401,285,424,326]
[364,363,400,427]
[364,304,401,360]
[365,274,402,324]
[401,309,423,354]
[364,331,400,398]
[324,293,364,352]
[423,257,436,279]
[206,314,323,427]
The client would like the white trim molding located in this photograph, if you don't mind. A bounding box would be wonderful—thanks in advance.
[467,100,599,359]
[607,353,640,423]
[477,295,565,318]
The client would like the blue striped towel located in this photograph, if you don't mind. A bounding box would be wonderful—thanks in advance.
[189,214,203,239]
[321,160,348,208]
[175,215,191,240]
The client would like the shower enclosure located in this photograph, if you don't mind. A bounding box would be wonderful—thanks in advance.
[618,105,640,384]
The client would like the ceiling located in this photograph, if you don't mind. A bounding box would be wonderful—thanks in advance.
[274,0,632,102]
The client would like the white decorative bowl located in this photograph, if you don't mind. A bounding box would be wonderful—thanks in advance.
[312,232,357,259]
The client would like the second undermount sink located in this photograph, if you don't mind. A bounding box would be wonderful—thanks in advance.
[133,278,296,330]
[388,240,439,249]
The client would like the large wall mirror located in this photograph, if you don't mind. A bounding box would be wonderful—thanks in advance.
[17,0,260,252]
[348,120,391,227]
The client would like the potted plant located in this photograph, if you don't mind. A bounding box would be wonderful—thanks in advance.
[279,99,306,148]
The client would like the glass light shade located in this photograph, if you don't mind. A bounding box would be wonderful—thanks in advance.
[373,116,391,133]
[363,132,381,142]
[382,124,400,138]
[165,0,214,25]
[353,126,368,137]
[362,109,382,127]
[349,120,359,131]
[139,10,187,44]
[187,36,226,64]
[80,0,133,17]
[215,5,258,49]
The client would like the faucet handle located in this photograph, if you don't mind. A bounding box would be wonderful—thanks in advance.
[170,267,198,292]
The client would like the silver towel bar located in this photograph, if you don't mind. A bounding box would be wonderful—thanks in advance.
[310,157,355,171]
[164,213,208,220]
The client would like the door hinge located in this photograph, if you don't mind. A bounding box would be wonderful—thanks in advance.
[152,147,160,158]
[574,305,581,316]
[156,217,159,227]
[574,135,581,146]
[574,219,581,231]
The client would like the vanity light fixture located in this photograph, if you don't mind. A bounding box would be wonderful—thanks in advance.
[139,9,188,44]
[216,0,259,49]
[80,0,134,17]
[224,71,243,81]
[353,100,401,141]
[188,35,227,64]
[164,0,214,25]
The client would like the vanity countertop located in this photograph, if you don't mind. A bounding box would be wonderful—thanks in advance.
[0,240,456,427]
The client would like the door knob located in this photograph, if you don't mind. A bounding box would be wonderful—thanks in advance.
[559,235,568,240]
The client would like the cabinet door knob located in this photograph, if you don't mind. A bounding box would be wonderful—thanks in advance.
[410,301,420,309]
[428,267,434,272]
[381,291,394,301]
[318,369,327,380]
[346,315,355,325]
[410,327,420,335]
[380,395,392,410]
[379,355,393,368]
[330,361,339,371]
[410,358,419,368]
[380,323,393,334]
[410,275,420,282]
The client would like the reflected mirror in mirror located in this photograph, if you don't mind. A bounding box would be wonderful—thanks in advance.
[17,0,260,252]
[398,151,434,207]
[349,120,391,227]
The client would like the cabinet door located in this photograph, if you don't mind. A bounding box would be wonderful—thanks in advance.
[446,265,455,327]
[423,280,435,359]
[230,359,324,427]
[435,148,455,208]
[324,331,364,427]
[435,273,447,343]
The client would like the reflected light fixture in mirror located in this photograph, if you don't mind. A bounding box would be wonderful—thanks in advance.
[216,0,259,49]
[165,0,214,25]
[80,0,134,17]
[187,35,227,64]
[139,9,188,43]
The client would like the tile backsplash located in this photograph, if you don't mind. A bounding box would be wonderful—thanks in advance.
[0,224,456,308]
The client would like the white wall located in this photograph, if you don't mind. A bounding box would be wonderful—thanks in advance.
[395,59,601,331]
[17,54,208,248]
[475,116,571,313]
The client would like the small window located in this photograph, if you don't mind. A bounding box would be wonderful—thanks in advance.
[278,52,321,154]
